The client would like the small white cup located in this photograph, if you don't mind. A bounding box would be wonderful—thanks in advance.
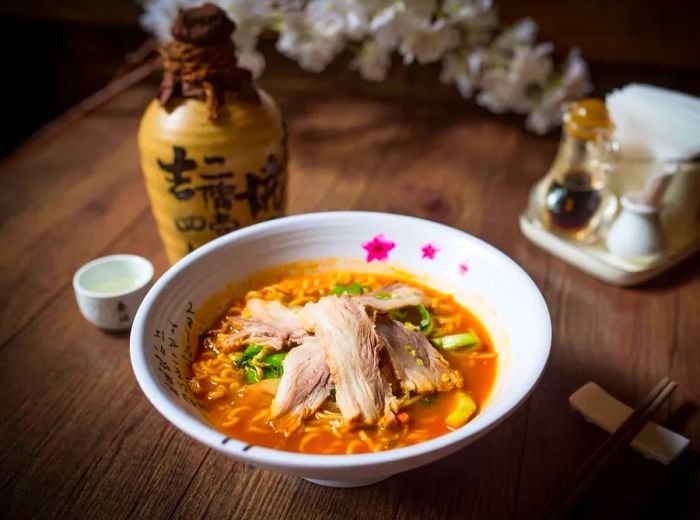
[73,254,154,331]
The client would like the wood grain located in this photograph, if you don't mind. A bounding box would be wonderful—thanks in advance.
[0,79,698,520]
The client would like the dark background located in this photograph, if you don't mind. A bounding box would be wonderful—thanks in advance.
[1,0,699,157]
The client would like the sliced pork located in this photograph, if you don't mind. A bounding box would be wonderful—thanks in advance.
[218,317,291,351]
[305,295,397,427]
[245,298,307,341]
[375,318,463,396]
[270,336,331,435]
[355,283,425,312]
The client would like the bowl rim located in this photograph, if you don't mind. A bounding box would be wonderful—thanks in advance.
[130,211,551,470]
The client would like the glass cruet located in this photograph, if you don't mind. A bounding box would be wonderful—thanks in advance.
[527,98,618,243]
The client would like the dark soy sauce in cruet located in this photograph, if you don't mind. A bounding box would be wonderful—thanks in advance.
[545,169,601,230]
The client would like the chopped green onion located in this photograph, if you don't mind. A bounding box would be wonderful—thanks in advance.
[263,352,286,369]
[261,352,286,378]
[347,283,363,295]
[390,308,408,321]
[243,344,262,357]
[374,292,392,300]
[244,365,259,383]
[390,305,433,336]
[431,332,480,350]
[262,367,278,379]
[415,304,433,335]
[236,345,287,382]
[234,343,262,367]
[331,282,364,295]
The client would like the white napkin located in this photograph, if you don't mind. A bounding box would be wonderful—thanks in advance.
[606,83,700,161]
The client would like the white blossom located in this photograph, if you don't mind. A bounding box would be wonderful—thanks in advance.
[477,72,529,113]
[236,48,266,77]
[399,18,460,64]
[526,48,592,134]
[313,0,375,40]
[219,0,272,48]
[217,1,275,77]
[276,12,345,72]
[439,50,484,98]
[462,13,498,46]
[511,42,554,85]
[369,0,436,50]
[351,38,391,81]
[305,0,363,40]
[493,17,537,51]
[139,0,592,134]
[442,0,492,23]
[140,0,203,41]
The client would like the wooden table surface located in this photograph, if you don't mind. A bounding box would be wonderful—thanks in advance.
[1,78,698,520]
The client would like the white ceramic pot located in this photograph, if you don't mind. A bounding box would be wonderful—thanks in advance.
[606,192,666,259]
[130,212,551,487]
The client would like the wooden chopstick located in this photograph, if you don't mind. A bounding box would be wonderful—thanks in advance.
[536,377,677,519]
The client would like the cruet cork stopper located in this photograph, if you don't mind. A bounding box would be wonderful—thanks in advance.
[564,98,614,141]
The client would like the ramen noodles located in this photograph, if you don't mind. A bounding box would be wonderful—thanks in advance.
[189,272,497,455]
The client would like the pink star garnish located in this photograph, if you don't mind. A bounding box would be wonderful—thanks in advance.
[362,234,395,262]
[458,261,469,275]
[421,243,440,260]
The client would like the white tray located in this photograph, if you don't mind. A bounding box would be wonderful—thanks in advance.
[519,213,698,286]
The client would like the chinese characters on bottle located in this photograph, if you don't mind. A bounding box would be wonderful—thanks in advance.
[157,146,286,251]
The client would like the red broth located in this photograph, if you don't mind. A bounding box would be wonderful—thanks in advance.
[189,272,497,454]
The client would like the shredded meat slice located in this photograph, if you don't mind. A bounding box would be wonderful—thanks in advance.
[244,299,307,342]
[218,317,290,351]
[218,299,308,351]
[304,295,397,427]
[375,318,463,396]
[355,283,425,312]
[270,337,331,435]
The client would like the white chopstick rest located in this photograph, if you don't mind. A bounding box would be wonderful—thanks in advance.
[569,382,689,464]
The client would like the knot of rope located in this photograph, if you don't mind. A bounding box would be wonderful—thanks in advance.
[158,40,260,120]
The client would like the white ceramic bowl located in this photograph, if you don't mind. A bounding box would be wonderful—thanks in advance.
[130,212,551,487]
